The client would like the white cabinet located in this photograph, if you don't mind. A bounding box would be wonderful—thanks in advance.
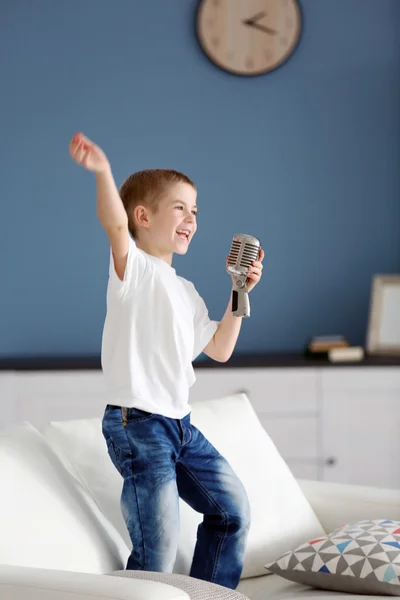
[1,363,399,488]
[320,367,400,489]
[0,372,17,430]
[0,370,109,431]
[190,368,318,412]
[191,365,400,488]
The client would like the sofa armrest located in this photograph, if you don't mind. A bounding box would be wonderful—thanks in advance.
[0,564,189,600]
[298,479,400,533]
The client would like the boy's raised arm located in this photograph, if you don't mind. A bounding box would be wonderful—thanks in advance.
[69,132,130,280]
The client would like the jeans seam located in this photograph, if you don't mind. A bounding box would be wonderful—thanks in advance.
[212,520,228,583]
[108,437,123,473]
[121,423,146,569]
[181,425,192,447]
[177,461,229,582]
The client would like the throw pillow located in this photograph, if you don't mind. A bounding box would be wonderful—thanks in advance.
[0,422,128,573]
[266,519,400,595]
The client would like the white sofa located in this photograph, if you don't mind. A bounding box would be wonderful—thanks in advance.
[0,392,399,600]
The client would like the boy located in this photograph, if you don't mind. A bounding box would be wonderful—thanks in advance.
[69,132,264,589]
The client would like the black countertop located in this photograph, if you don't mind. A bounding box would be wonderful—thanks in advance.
[0,353,399,371]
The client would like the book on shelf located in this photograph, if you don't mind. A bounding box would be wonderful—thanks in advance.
[306,335,349,354]
[328,346,364,363]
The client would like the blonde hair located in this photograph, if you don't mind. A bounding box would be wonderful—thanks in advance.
[119,169,196,238]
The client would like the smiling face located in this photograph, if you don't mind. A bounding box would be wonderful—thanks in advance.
[134,182,198,263]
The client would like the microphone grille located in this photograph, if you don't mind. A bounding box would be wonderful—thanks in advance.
[227,240,241,265]
[240,242,260,268]
[227,236,260,270]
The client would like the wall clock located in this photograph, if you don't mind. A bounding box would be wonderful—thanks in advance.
[196,0,302,76]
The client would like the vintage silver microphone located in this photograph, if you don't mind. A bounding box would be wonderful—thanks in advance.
[226,234,261,318]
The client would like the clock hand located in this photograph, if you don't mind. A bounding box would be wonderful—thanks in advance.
[242,12,277,35]
[243,11,266,26]
[248,22,277,35]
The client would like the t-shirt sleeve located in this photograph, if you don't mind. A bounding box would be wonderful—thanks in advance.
[191,284,219,361]
[108,236,146,298]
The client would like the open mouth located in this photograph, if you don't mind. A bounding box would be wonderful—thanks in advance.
[176,229,190,242]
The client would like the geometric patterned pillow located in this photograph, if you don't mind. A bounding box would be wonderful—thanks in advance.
[265,520,400,596]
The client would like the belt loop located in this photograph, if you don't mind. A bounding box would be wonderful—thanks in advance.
[121,407,127,426]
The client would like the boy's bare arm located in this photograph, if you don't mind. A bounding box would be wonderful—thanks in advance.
[203,296,243,362]
[95,168,130,278]
[69,133,129,280]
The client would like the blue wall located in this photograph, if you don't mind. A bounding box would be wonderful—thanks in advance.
[1,0,399,357]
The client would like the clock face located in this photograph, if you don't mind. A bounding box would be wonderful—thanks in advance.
[197,0,301,76]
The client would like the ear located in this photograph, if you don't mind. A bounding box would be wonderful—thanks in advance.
[134,205,150,229]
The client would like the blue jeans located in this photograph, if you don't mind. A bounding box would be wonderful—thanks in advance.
[102,405,251,589]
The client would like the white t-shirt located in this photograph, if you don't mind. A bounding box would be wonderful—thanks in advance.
[101,237,219,418]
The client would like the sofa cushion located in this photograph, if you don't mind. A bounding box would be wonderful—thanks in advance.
[44,415,132,548]
[266,519,400,595]
[43,393,325,578]
[0,564,189,600]
[0,422,128,573]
